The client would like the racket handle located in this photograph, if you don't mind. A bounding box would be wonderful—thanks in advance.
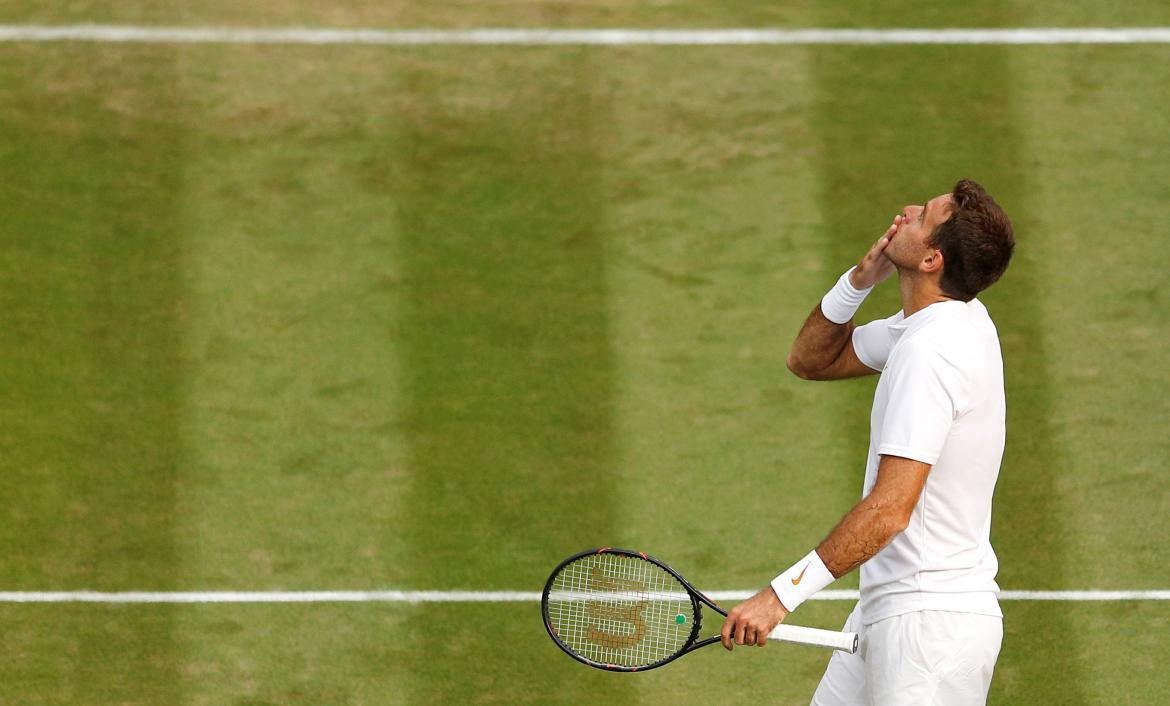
[768,624,859,653]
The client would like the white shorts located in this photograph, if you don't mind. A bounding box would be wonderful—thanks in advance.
[811,605,1002,706]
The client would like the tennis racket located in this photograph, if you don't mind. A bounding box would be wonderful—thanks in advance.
[542,547,858,672]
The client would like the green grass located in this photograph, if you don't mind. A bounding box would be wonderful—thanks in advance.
[1,4,1169,704]
[4,1,1170,28]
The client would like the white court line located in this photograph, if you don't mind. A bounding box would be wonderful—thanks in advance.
[1,590,1168,603]
[1,25,1170,45]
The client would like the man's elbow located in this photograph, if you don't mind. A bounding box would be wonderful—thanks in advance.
[892,511,913,535]
[888,505,915,535]
[786,352,824,380]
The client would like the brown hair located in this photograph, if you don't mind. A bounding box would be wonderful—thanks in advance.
[929,179,1015,301]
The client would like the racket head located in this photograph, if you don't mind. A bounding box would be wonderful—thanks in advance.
[541,548,704,672]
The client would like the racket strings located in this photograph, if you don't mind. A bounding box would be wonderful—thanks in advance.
[546,553,694,668]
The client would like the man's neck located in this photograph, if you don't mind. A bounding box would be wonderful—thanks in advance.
[898,271,955,317]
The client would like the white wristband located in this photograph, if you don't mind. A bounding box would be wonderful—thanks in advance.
[819,267,873,324]
[770,549,835,613]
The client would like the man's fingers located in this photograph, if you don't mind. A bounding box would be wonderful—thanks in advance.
[881,217,901,242]
[862,216,902,265]
[749,625,769,647]
[721,593,784,651]
[736,624,772,647]
[869,222,897,256]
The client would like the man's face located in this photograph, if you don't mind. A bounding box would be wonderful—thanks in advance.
[885,193,954,270]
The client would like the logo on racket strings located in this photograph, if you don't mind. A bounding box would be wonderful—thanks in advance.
[585,565,649,649]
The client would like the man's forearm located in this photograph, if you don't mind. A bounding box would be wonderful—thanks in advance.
[786,304,853,379]
[816,456,931,578]
[815,491,908,578]
[768,479,907,612]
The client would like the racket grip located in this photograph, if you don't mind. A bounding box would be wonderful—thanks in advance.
[768,624,859,653]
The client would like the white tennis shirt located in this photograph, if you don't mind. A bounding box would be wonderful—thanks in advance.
[851,298,1004,626]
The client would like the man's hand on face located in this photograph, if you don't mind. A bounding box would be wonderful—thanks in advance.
[719,585,790,651]
[850,214,902,290]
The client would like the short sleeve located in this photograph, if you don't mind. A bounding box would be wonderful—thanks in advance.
[876,342,961,465]
[851,311,903,371]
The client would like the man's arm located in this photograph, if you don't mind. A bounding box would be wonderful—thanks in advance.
[816,455,930,576]
[786,216,901,380]
[719,455,930,649]
[785,306,871,380]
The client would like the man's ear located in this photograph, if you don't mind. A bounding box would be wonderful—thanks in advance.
[920,248,944,274]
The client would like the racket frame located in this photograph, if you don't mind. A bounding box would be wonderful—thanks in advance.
[541,547,729,673]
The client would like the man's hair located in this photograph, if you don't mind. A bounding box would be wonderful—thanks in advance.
[929,179,1015,301]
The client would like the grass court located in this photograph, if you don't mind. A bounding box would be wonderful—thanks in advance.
[1,2,1168,703]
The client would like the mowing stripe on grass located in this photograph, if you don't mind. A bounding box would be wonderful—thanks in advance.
[2,590,1168,603]
[0,45,190,703]
[2,26,1170,45]
[388,51,635,705]
[392,49,619,588]
[802,26,1091,701]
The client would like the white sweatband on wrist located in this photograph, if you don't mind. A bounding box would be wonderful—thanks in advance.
[819,267,873,324]
[770,549,835,613]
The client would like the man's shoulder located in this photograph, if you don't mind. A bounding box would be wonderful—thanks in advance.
[888,334,951,373]
[893,309,979,365]
[892,302,1002,388]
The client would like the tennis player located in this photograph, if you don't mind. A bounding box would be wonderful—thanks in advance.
[721,179,1015,705]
